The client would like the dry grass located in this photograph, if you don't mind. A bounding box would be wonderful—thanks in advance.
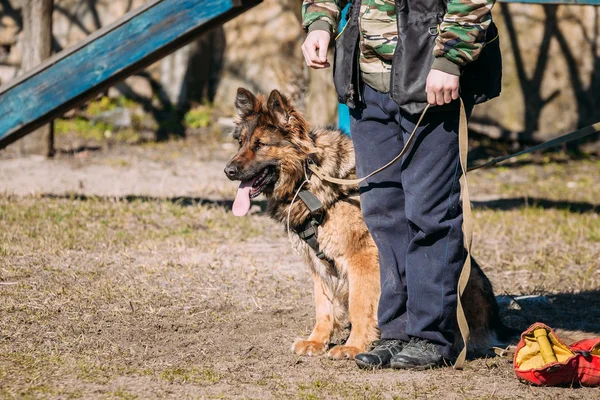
[1,150,599,399]
[468,158,600,295]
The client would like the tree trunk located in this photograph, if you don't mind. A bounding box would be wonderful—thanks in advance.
[160,45,192,110]
[19,0,54,157]
[290,0,337,126]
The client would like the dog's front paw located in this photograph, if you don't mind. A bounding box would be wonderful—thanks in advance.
[328,345,362,360]
[291,339,328,356]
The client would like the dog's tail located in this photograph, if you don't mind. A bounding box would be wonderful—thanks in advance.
[465,258,521,356]
[492,314,521,344]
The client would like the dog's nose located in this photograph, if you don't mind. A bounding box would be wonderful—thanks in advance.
[224,164,238,179]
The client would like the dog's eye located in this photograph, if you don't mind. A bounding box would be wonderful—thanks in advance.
[254,141,265,151]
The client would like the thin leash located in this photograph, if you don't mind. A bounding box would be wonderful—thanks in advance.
[307,107,600,184]
[467,121,600,172]
[307,103,432,186]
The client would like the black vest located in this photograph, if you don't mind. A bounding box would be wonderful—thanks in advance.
[333,0,502,114]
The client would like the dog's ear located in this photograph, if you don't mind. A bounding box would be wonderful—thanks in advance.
[235,88,258,117]
[267,90,291,127]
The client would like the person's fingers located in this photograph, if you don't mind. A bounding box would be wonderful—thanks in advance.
[305,41,320,65]
[436,90,445,106]
[451,87,459,100]
[443,88,452,104]
[303,31,331,69]
[301,31,331,69]
[318,37,328,63]
[301,43,312,65]
[309,49,325,66]
[427,81,443,106]
[427,86,437,105]
[302,41,324,68]
[301,44,312,66]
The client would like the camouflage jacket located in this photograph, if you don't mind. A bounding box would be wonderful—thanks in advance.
[302,0,495,93]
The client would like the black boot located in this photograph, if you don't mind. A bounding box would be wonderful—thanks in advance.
[355,339,406,370]
[390,338,447,370]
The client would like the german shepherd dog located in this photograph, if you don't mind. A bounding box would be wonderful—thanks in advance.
[224,88,508,360]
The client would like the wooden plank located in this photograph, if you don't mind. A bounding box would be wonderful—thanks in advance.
[0,0,261,149]
[498,0,600,4]
[0,0,165,96]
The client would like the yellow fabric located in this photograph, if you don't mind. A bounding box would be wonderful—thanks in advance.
[516,326,574,370]
[533,328,558,364]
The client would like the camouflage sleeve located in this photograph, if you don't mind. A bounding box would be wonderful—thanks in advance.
[432,0,495,75]
[301,1,344,34]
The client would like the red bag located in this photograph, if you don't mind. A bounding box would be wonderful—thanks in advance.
[514,322,600,386]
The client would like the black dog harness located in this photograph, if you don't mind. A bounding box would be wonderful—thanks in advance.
[292,190,338,278]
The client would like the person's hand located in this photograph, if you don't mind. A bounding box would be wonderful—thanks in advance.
[301,30,331,69]
[426,69,459,105]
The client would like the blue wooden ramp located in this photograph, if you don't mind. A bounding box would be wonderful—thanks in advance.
[0,0,262,149]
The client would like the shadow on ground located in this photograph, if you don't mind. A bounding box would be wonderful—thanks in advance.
[40,193,268,212]
[40,193,599,215]
[500,291,600,338]
[474,197,600,214]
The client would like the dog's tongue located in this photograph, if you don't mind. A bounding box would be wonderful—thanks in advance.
[232,180,253,217]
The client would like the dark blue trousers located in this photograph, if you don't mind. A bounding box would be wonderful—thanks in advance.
[350,85,471,359]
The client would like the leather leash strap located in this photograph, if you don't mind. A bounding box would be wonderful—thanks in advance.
[454,98,471,370]
[454,111,600,370]
[492,345,517,358]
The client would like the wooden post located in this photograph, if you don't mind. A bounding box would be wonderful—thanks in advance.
[19,0,54,157]
[160,45,192,110]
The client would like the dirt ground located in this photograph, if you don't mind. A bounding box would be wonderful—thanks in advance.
[1,133,600,399]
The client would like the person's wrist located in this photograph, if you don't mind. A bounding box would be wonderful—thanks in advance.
[431,57,461,77]
[307,20,333,34]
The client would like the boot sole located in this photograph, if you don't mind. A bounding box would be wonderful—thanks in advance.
[355,358,389,370]
[390,361,444,371]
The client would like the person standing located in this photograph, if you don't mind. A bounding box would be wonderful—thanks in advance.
[300,0,501,369]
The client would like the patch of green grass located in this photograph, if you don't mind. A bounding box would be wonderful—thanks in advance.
[184,105,212,129]
[105,388,138,400]
[159,367,220,385]
[85,96,139,116]
[0,353,68,398]
[296,379,387,400]
[104,158,132,168]
[56,96,144,143]
[55,117,112,141]
[86,96,117,116]
[77,361,112,384]
[106,128,141,144]
[0,244,11,256]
